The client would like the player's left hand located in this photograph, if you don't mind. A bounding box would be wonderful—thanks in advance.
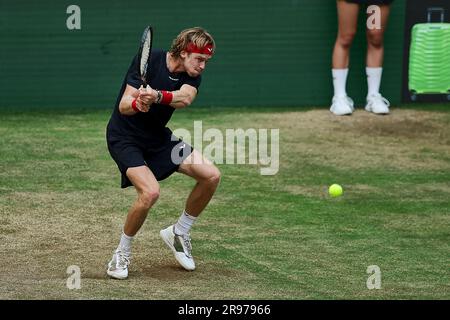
[138,85,158,106]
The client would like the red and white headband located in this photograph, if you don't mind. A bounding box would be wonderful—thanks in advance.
[186,43,214,56]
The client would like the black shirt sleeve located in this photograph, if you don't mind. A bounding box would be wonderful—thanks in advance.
[126,55,142,89]
[182,74,202,90]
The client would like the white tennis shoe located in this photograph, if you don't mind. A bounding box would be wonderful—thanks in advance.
[365,93,390,114]
[160,225,195,271]
[330,95,354,116]
[107,248,130,280]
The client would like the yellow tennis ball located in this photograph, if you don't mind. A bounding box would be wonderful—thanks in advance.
[329,184,343,197]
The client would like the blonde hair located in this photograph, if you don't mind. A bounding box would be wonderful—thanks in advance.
[169,27,215,58]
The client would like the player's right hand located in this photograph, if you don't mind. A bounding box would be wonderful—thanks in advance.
[135,85,151,112]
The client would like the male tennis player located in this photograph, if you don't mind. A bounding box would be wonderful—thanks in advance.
[106,27,220,279]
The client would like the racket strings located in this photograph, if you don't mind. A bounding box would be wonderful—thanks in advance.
[140,43,150,75]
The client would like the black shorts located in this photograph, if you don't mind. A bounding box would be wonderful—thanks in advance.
[344,0,394,5]
[106,129,193,188]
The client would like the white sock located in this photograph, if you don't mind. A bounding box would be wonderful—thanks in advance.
[366,67,382,97]
[332,68,349,98]
[118,231,134,253]
[174,210,197,235]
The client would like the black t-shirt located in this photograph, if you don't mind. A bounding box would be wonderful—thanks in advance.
[107,49,201,144]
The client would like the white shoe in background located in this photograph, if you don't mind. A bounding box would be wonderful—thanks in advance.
[330,95,354,116]
[365,93,390,114]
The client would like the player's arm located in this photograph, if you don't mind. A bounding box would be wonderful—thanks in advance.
[159,84,197,109]
[170,84,197,109]
[119,84,158,115]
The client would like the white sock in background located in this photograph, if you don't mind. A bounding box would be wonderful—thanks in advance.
[332,68,349,98]
[118,231,134,253]
[174,210,197,235]
[366,67,383,96]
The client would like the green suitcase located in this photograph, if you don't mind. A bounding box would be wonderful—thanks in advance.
[408,8,450,101]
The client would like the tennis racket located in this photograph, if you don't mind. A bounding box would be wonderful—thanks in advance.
[138,26,153,87]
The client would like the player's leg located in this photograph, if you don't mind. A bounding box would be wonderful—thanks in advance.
[365,3,392,114]
[330,0,360,115]
[107,166,160,279]
[178,150,221,218]
[160,150,220,271]
[123,166,160,236]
